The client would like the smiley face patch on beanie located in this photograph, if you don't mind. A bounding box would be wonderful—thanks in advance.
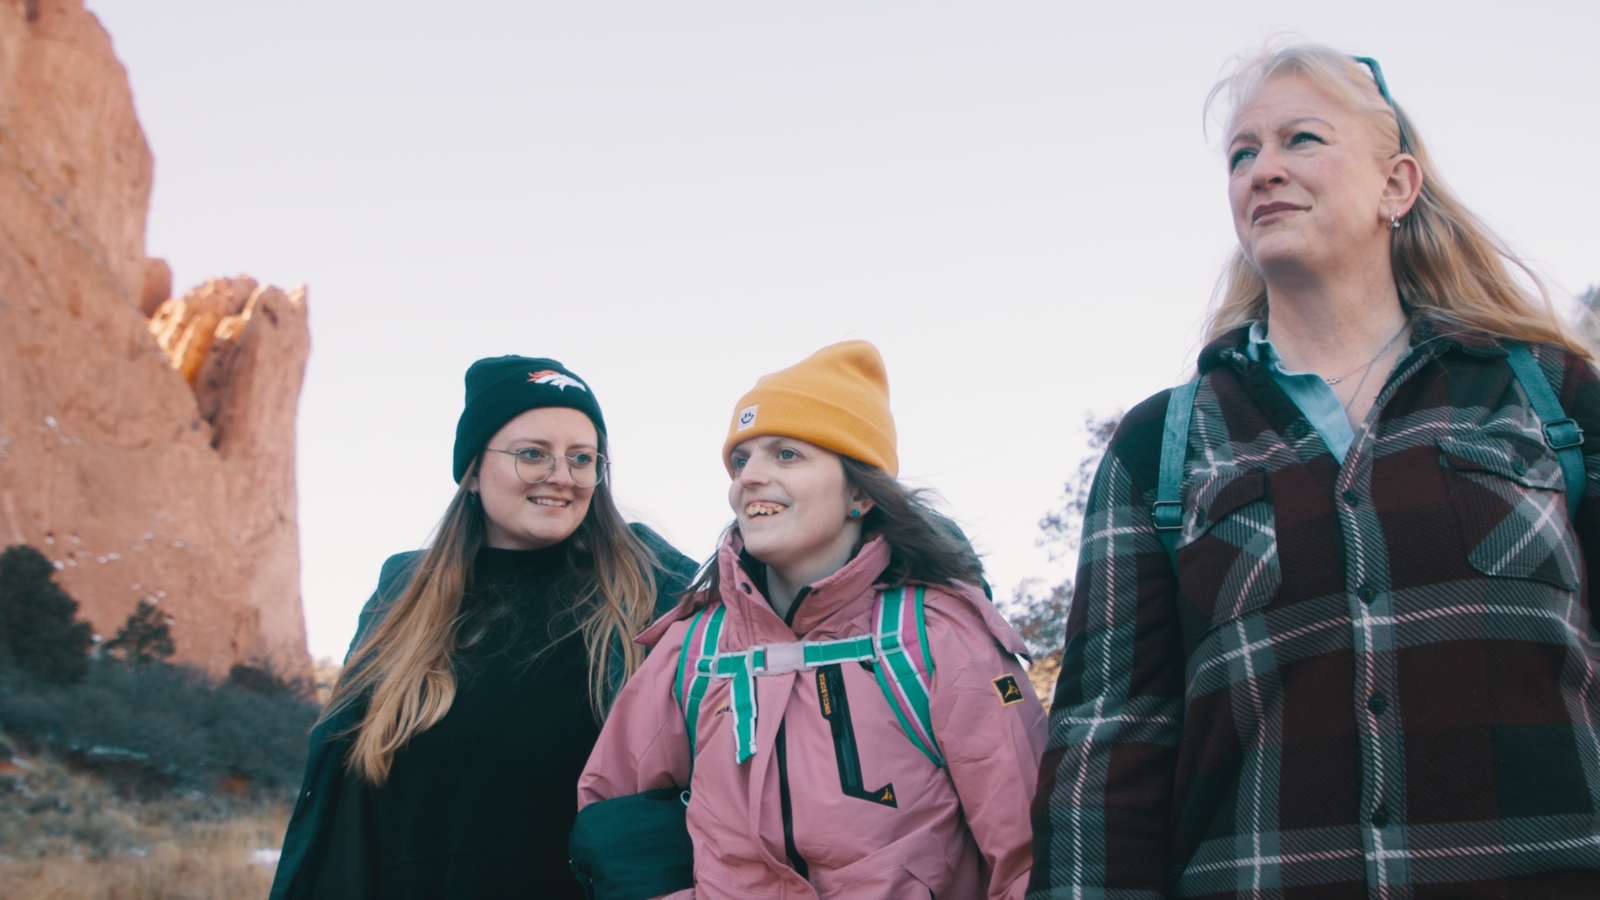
[528,370,587,391]
[737,405,758,430]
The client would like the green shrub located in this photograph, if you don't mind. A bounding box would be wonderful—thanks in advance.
[102,599,176,665]
[0,659,320,794]
[226,663,291,697]
[0,545,92,683]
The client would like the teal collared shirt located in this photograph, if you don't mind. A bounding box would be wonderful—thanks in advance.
[1243,321,1355,463]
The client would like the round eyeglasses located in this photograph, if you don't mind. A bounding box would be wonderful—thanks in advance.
[485,447,608,488]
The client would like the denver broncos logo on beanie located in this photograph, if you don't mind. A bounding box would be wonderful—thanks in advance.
[527,370,588,391]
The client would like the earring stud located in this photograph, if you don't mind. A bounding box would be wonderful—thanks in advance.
[850,509,861,519]
[1389,212,1401,231]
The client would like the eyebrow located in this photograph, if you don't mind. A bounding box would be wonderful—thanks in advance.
[1229,116,1336,149]
[507,438,597,450]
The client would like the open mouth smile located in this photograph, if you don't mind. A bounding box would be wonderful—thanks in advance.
[745,501,787,518]
[530,497,570,508]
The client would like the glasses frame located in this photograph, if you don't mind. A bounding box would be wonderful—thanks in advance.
[484,447,609,488]
[1351,56,1414,155]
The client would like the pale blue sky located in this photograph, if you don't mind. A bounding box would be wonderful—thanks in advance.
[84,1,1599,660]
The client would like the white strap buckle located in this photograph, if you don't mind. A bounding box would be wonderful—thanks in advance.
[750,642,808,675]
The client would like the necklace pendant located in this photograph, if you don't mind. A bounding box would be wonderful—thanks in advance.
[1324,376,1343,385]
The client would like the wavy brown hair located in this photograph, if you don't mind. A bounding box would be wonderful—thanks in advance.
[1203,42,1590,359]
[682,454,984,606]
[323,432,660,784]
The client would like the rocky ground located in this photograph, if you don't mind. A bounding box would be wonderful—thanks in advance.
[0,730,287,899]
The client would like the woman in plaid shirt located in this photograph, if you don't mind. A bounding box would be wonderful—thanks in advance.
[1030,44,1600,899]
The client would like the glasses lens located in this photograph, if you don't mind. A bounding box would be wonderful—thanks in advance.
[512,449,605,487]
[512,448,552,484]
[569,453,605,488]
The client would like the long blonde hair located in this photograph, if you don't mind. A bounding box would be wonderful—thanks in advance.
[324,434,661,784]
[1203,43,1590,359]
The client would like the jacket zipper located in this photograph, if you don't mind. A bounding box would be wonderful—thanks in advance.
[816,664,896,806]
[774,722,809,879]
[773,585,815,878]
[783,585,812,628]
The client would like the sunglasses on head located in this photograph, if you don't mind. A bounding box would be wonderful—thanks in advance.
[1351,56,1414,155]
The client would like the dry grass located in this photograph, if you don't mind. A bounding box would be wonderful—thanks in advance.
[1028,649,1061,713]
[0,736,289,900]
[0,815,284,900]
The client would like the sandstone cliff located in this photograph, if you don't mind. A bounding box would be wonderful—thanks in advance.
[0,0,312,683]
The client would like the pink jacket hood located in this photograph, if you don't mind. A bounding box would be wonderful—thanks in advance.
[584,528,1046,900]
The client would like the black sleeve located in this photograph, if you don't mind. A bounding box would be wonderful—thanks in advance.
[627,522,701,618]
[345,552,424,664]
[307,770,379,900]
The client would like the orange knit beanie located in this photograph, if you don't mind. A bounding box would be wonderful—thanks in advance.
[722,341,898,477]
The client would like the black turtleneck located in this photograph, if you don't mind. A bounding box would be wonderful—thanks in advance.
[313,542,599,900]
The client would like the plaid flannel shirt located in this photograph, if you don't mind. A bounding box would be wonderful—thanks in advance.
[1030,317,1600,899]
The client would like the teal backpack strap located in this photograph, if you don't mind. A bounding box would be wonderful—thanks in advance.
[714,649,760,763]
[1503,342,1586,520]
[675,605,726,770]
[1153,379,1201,568]
[871,586,944,768]
[674,593,945,769]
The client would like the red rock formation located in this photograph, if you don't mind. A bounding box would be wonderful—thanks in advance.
[0,0,312,684]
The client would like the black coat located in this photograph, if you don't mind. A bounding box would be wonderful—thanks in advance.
[269,523,697,900]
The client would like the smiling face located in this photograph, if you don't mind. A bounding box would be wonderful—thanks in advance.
[728,435,872,585]
[1227,74,1414,287]
[466,406,598,550]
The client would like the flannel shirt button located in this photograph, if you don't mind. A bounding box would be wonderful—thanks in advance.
[1367,693,1387,715]
[1343,491,1361,507]
[1371,805,1390,829]
[1512,458,1528,475]
[1357,584,1377,604]
[741,583,752,594]
[1286,421,1310,440]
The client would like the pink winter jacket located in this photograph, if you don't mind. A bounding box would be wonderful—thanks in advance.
[579,534,1047,900]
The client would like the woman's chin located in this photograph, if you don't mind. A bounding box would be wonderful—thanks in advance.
[738,527,791,568]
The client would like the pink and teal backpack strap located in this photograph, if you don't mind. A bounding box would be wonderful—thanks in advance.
[674,604,727,768]
[872,585,944,768]
[672,589,942,769]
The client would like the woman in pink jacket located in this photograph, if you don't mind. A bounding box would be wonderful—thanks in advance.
[578,341,1047,900]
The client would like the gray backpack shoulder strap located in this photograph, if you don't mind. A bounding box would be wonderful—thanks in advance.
[1152,379,1201,569]
[1502,342,1585,519]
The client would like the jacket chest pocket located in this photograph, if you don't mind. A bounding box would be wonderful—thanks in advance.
[1175,468,1282,636]
[1438,435,1579,591]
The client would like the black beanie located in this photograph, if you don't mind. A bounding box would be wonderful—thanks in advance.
[452,356,607,483]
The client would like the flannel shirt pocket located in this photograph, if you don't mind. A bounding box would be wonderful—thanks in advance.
[1176,468,1282,635]
[1438,434,1580,591]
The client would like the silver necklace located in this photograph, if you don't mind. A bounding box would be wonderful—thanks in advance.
[1339,324,1410,413]
[1323,323,1408,385]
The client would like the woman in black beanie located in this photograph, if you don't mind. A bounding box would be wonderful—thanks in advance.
[270,356,696,900]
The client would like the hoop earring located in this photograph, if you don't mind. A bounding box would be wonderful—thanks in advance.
[1389,212,1401,231]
